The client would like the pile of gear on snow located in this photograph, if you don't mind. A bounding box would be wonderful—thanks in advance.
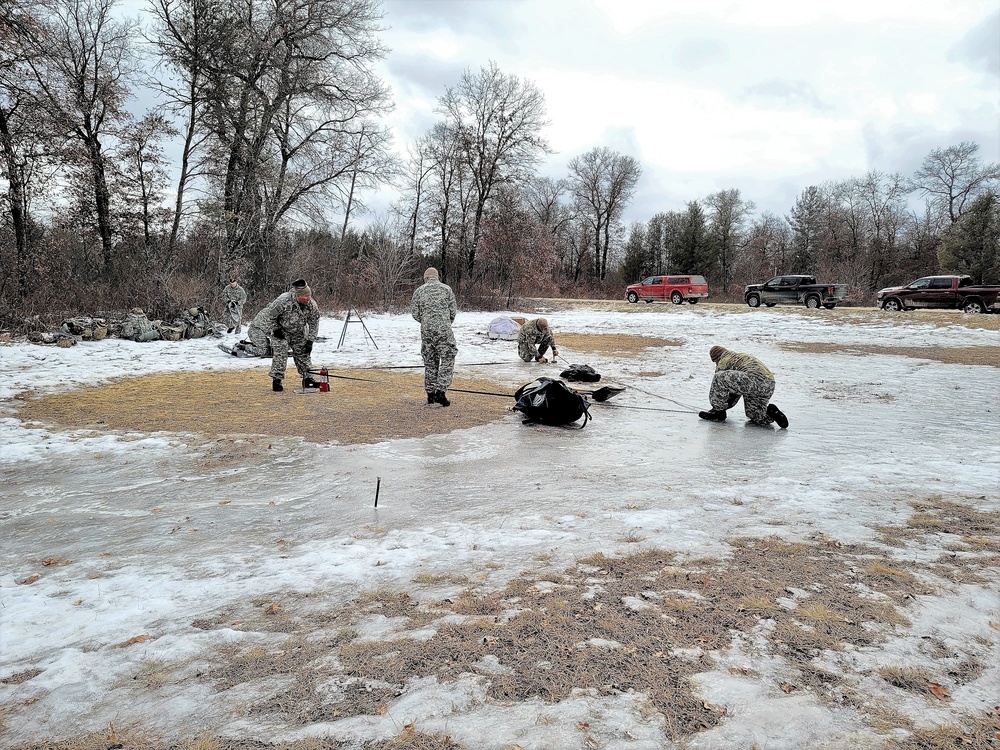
[20,307,226,348]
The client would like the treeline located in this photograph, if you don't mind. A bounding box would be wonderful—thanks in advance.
[1,0,999,329]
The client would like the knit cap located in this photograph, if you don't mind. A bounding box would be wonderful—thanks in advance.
[423,267,439,280]
[292,279,311,300]
[710,345,727,362]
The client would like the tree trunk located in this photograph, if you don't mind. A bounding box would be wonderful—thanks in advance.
[0,107,29,301]
[85,126,115,267]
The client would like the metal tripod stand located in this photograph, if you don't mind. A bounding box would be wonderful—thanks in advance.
[337,308,378,349]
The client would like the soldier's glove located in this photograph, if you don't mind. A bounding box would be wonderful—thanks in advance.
[271,329,284,340]
[552,348,559,357]
[303,340,313,354]
[535,356,548,363]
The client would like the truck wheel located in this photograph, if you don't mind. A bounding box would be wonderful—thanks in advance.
[670,291,683,304]
[645,299,653,304]
[823,303,836,310]
[688,298,699,304]
[962,298,986,314]
[746,294,761,308]
[627,291,638,303]
[805,295,821,309]
[881,298,902,312]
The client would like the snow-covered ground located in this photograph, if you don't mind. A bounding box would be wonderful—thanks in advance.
[1,305,998,749]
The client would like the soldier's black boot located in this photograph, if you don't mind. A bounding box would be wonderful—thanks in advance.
[767,404,788,429]
[302,377,320,389]
[272,378,283,392]
[435,390,451,407]
[698,409,726,422]
[427,392,435,404]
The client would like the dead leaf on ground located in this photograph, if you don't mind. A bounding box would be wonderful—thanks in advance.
[927,681,951,700]
[218,500,231,505]
[17,575,40,585]
[264,604,282,615]
[41,557,61,566]
[73,599,83,606]
[988,620,1000,631]
[117,634,154,648]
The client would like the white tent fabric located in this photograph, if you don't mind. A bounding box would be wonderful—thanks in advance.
[487,316,521,340]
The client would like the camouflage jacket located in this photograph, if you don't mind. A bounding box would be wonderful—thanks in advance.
[518,319,555,347]
[251,292,320,341]
[410,279,457,337]
[223,284,247,308]
[715,351,775,382]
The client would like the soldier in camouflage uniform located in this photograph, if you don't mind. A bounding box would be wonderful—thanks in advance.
[240,280,320,392]
[518,318,559,363]
[120,308,160,342]
[699,346,788,428]
[223,278,247,333]
[410,267,458,406]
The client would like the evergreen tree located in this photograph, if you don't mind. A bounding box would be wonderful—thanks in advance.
[621,222,646,283]
[937,192,1000,283]
[786,186,825,272]
[672,201,709,275]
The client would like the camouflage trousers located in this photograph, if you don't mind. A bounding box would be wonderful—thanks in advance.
[421,333,457,393]
[226,302,243,333]
[709,370,776,426]
[242,324,271,357]
[518,333,553,362]
[269,335,313,381]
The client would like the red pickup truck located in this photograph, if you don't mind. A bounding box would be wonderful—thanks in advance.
[626,275,709,304]
[876,275,1000,314]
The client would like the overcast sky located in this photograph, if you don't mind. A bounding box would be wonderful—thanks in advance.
[371,0,1000,223]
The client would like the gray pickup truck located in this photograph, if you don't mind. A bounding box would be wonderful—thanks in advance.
[744,275,849,310]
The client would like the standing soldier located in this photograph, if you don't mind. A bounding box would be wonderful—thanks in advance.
[241,279,320,392]
[223,277,247,334]
[410,267,458,406]
[518,318,559,363]
[699,345,788,428]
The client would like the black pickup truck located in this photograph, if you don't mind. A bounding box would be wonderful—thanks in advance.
[876,275,1000,314]
[744,275,849,309]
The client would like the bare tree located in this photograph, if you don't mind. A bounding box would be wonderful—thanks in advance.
[146,0,217,263]
[855,171,908,292]
[567,147,641,282]
[910,141,1000,224]
[437,61,551,276]
[705,188,755,293]
[337,122,397,241]
[0,1,49,301]
[117,112,177,249]
[150,0,392,281]
[354,218,416,310]
[23,0,137,268]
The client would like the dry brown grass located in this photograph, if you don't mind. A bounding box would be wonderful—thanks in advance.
[10,507,1000,749]
[780,341,1000,367]
[14,368,511,444]
[886,707,1000,749]
[556,332,682,358]
[12,331,688,442]
[529,298,1000,332]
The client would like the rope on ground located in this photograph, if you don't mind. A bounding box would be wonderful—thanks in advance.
[625,383,703,412]
[592,401,698,415]
[310,368,513,399]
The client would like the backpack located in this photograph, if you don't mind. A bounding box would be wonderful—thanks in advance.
[559,363,601,383]
[512,378,591,428]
